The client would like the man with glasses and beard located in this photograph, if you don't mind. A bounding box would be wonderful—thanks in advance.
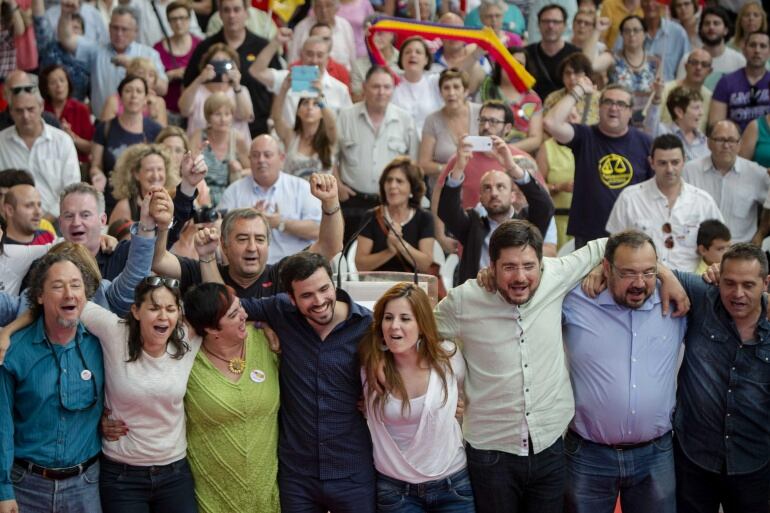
[561,231,686,513]
[683,120,769,244]
[708,31,770,131]
[0,253,104,513]
[606,135,723,271]
[544,78,653,248]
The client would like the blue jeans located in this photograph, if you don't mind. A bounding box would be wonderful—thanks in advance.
[12,459,102,512]
[674,436,770,513]
[376,467,475,512]
[99,456,198,513]
[465,438,565,513]
[279,465,375,513]
[564,430,676,513]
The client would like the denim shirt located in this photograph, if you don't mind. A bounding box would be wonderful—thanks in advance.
[674,271,770,474]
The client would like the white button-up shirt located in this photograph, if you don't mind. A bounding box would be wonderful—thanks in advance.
[434,238,607,455]
[682,155,769,243]
[336,102,419,194]
[606,178,724,271]
[218,172,322,264]
[0,123,79,217]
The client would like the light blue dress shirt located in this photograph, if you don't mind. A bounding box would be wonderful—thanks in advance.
[562,285,686,445]
[0,318,104,501]
[75,39,167,118]
[218,173,322,264]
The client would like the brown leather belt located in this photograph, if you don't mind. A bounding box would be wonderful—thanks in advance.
[14,454,99,480]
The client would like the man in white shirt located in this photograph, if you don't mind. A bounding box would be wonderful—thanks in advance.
[335,66,419,242]
[287,0,355,70]
[249,26,351,125]
[682,120,769,243]
[0,80,79,219]
[606,134,723,271]
[218,134,322,264]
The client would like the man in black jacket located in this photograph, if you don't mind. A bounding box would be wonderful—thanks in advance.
[438,136,554,286]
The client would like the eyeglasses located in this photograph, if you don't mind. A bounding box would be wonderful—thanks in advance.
[574,19,594,27]
[662,222,675,249]
[686,59,712,68]
[168,15,190,22]
[600,98,632,109]
[611,264,658,281]
[143,276,180,289]
[10,85,37,95]
[710,137,740,145]
[478,116,505,126]
[622,27,644,35]
[46,338,99,412]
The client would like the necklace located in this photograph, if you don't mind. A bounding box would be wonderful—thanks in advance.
[623,49,646,70]
[203,342,246,374]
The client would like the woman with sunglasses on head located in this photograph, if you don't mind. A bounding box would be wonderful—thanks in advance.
[182,282,280,513]
[359,282,473,513]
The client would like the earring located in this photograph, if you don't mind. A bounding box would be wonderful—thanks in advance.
[379,343,389,351]
[409,193,413,198]
[415,337,423,351]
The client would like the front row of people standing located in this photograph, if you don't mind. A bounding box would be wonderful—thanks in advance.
[1,216,769,513]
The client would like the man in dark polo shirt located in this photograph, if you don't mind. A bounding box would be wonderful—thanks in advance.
[151,173,343,297]
[544,77,653,248]
[524,4,582,100]
[183,0,281,136]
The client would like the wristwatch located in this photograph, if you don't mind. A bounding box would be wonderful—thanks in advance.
[277,219,286,232]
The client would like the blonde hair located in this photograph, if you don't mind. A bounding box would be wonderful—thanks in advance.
[733,1,768,48]
[203,91,235,123]
[110,143,179,201]
[126,57,157,88]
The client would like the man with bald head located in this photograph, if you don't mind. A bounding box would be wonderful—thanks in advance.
[0,74,79,219]
[1,185,54,245]
[438,134,554,285]
[218,134,323,263]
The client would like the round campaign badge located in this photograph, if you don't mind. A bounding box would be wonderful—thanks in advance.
[250,369,266,383]
[81,369,92,381]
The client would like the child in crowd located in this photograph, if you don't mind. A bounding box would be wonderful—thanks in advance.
[695,219,732,274]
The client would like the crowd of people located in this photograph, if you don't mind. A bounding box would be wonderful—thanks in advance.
[0,0,770,511]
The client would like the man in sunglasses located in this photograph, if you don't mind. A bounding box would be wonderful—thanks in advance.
[606,134,723,271]
[0,74,79,220]
[708,31,770,132]
[0,71,62,131]
[0,253,104,513]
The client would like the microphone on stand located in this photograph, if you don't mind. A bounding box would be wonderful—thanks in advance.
[337,212,374,290]
[382,215,419,285]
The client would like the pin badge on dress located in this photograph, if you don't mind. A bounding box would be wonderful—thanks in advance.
[81,369,93,381]
[250,369,266,383]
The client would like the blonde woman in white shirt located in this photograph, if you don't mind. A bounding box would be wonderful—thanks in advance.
[360,282,474,513]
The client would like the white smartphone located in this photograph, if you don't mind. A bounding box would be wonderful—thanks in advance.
[464,136,493,152]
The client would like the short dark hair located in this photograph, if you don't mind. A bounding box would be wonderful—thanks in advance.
[25,253,99,318]
[650,134,685,159]
[666,85,702,121]
[439,67,469,90]
[39,65,73,103]
[184,283,236,336]
[697,219,731,248]
[620,14,647,34]
[166,0,191,16]
[0,169,34,188]
[721,243,769,277]
[557,52,593,79]
[480,99,514,125]
[125,279,188,362]
[365,65,393,83]
[604,230,657,265]
[397,36,433,71]
[279,252,333,295]
[699,6,733,41]
[117,74,148,96]
[537,3,567,22]
[745,30,770,45]
[489,220,544,263]
[378,157,425,209]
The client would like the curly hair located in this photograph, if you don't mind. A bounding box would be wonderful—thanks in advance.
[110,143,179,201]
[26,249,100,319]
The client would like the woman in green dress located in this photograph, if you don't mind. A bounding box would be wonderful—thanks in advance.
[183,283,280,513]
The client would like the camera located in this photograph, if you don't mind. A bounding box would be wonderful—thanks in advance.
[209,60,234,82]
[193,206,221,224]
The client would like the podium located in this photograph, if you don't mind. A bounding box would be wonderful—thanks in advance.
[335,271,440,309]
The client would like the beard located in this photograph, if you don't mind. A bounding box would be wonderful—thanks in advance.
[700,32,724,46]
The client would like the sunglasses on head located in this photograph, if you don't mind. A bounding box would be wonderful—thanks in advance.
[143,276,180,289]
[10,85,37,95]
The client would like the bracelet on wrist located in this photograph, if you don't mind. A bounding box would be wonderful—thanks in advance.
[138,222,157,233]
[569,90,582,103]
[323,204,341,216]
[199,255,216,263]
